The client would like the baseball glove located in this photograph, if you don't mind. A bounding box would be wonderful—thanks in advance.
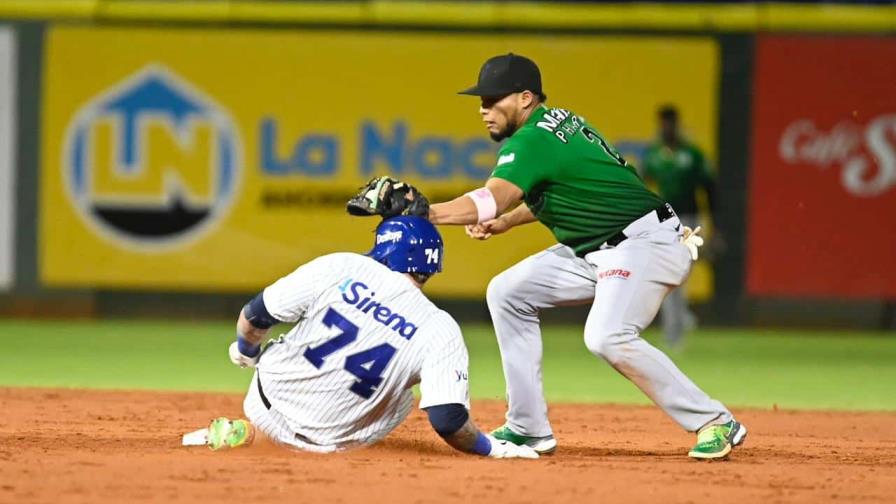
[346,176,430,219]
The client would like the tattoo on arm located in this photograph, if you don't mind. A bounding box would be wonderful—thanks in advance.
[237,310,270,345]
[441,418,481,453]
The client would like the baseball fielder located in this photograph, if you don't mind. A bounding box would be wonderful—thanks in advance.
[205,216,537,459]
[642,105,719,346]
[351,54,746,459]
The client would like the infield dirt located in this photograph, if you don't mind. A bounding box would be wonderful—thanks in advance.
[2,387,894,503]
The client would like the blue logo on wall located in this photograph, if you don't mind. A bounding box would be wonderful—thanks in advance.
[63,65,242,248]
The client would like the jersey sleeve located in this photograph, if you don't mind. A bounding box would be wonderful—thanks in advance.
[418,315,470,410]
[489,132,551,195]
[261,255,330,323]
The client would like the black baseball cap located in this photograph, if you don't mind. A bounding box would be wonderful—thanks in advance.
[458,53,546,100]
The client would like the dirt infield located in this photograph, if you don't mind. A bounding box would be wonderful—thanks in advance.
[2,388,894,504]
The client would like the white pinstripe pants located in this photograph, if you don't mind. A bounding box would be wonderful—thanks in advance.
[242,371,413,453]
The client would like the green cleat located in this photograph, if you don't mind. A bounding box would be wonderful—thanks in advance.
[688,420,747,460]
[207,417,255,451]
[491,424,557,455]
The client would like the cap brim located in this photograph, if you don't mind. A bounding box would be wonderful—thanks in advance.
[457,84,513,96]
[457,84,485,96]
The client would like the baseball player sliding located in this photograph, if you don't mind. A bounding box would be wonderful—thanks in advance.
[348,53,746,460]
[203,216,537,459]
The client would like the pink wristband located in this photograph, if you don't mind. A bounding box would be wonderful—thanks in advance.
[465,188,497,223]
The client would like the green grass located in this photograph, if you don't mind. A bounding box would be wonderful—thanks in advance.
[3,319,895,411]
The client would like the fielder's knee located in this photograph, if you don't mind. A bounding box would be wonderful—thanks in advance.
[486,271,528,312]
[584,326,637,366]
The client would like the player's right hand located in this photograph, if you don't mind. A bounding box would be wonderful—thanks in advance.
[485,434,540,459]
[229,341,259,369]
[464,217,511,240]
[464,224,491,240]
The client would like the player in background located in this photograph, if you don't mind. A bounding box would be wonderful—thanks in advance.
[205,216,538,460]
[642,105,720,347]
[348,54,746,460]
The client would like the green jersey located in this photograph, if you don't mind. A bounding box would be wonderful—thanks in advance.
[642,141,714,216]
[490,105,664,255]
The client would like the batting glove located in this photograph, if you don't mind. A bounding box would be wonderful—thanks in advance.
[681,225,704,261]
[229,341,259,369]
[485,434,540,459]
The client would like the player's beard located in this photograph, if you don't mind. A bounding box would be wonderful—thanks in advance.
[489,118,518,142]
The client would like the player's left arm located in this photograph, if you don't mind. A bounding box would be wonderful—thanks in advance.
[428,177,524,225]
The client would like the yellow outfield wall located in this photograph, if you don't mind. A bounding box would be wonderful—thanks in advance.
[40,26,718,297]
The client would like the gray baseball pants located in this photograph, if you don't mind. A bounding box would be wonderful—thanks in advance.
[660,213,698,346]
[487,215,731,437]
